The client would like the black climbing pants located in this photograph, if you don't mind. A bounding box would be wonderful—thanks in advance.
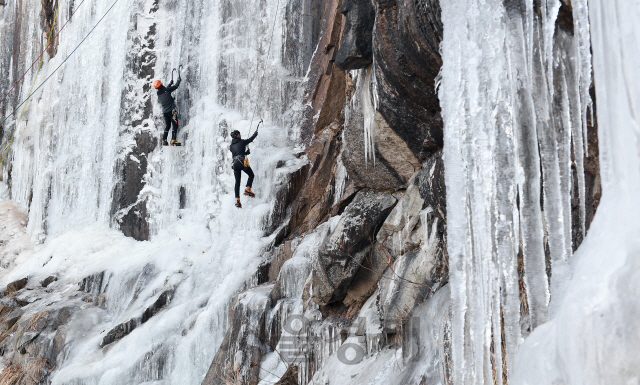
[163,111,178,141]
[233,161,254,198]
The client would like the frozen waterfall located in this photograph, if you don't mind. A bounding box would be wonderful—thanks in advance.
[0,0,313,382]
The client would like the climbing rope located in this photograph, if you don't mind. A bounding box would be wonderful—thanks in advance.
[21,4,61,121]
[0,0,88,107]
[247,0,282,136]
[0,0,124,171]
[169,0,190,128]
[0,4,62,168]
[178,0,191,65]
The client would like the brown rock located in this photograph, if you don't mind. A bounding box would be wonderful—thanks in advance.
[40,276,57,288]
[275,364,299,385]
[6,277,27,294]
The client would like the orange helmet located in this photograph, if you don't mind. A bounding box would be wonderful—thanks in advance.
[153,80,162,89]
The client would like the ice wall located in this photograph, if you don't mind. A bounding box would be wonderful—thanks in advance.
[439,0,593,383]
[0,0,316,382]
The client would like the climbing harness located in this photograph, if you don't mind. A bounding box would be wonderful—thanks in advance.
[232,155,245,167]
[246,0,282,138]
[0,0,123,152]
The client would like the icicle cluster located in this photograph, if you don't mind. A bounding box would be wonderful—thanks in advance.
[361,67,377,166]
[438,0,592,383]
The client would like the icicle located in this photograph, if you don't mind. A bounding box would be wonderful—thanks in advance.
[572,0,592,236]
[440,0,591,381]
[361,66,376,166]
[541,0,560,99]
[572,0,593,154]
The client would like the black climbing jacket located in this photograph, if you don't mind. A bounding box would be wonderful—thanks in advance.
[230,131,258,163]
[157,79,181,113]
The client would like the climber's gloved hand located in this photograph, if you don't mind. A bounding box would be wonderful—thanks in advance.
[168,80,174,87]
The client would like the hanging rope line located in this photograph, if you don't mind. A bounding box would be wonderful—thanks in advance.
[178,0,191,65]
[19,4,61,123]
[0,0,88,107]
[247,0,282,136]
[0,4,61,168]
[0,0,123,168]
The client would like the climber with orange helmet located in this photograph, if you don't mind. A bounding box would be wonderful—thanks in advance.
[153,77,182,146]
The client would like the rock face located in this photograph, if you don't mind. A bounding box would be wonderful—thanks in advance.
[373,0,444,161]
[335,0,376,71]
[311,190,397,306]
[110,2,159,242]
[342,68,423,190]
[337,0,444,191]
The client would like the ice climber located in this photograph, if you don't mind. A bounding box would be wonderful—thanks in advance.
[230,128,258,208]
[153,78,182,146]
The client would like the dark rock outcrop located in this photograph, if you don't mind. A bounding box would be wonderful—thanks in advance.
[311,190,397,306]
[111,3,159,241]
[41,0,59,56]
[79,271,105,294]
[265,162,311,236]
[372,0,444,162]
[335,0,376,71]
[40,276,57,288]
[299,0,345,142]
[287,122,344,239]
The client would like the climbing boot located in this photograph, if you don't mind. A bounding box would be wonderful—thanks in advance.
[235,198,242,209]
[244,187,255,198]
[171,140,182,146]
[162,139,169,146]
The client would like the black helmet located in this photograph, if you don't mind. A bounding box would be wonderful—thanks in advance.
[230,130,240,139]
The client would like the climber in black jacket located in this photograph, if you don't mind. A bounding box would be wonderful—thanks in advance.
[154,78,182,146]
[230,128,258,208]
